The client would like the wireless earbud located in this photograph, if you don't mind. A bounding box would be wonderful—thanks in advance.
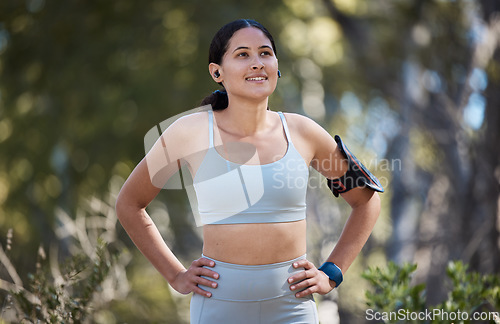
[214,71,220,78]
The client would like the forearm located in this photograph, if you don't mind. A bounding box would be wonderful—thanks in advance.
[326,191,380,273]
[116,204,186,284]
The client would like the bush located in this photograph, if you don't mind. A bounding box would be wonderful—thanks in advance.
[363,261,500,323]
[6,240,112,323]
[0,195,130,324]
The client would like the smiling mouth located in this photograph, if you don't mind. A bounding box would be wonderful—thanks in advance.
[246,77,268,81]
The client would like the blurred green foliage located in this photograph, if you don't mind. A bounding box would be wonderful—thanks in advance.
[0,190,184,323]
[364,262,427,315]
[11,240,111,323]
[1,0,499,322]
[363,261,500,324]
[0,0,286,254]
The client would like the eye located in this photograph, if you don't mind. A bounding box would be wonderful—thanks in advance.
[237,52,248,57]
[260,51,272,56]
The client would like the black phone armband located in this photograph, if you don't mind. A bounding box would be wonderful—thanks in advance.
[327,135,384,197]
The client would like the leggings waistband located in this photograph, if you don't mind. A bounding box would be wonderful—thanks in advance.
[200,254,307,302]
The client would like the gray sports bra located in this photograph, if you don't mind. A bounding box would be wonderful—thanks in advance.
[192,110,309,225]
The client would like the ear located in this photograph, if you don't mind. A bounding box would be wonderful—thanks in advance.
[209,63,222,82]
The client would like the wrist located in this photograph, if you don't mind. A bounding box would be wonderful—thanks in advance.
[318,262,343,288]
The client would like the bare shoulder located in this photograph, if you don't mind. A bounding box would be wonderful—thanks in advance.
[155,111,210,160]
[281,112,343,176]
[165,111,209,135]
[160,111,209,143]
[278,112,333,166]
[281,112,332,142]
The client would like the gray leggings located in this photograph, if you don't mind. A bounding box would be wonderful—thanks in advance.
[190,254,319,324]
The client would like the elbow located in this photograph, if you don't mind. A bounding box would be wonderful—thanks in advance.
[115,190,135,223]
[115,189,147,225]
[360,191,381,228]
[370,192,381,219]
[343,187,381,211]
[115,192,126,222]
[346,189,381,223]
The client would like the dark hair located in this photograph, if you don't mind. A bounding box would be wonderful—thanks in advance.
[201,19,277,110]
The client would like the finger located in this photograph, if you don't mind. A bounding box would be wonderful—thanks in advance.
[288,270,308,285]
[193,285,213,298]
[196,267,220,280]
[292,260,312,269]
[193,257,216,268]
[290,277,315,291]
[295,285,318,298]
[288,266,318,284]
[195,276,218,289]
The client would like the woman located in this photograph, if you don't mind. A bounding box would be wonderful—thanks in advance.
[116,19,381,324]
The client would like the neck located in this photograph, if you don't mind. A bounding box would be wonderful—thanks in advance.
[219,95,270,136]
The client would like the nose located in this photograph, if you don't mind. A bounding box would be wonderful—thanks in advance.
[251,56,264,70]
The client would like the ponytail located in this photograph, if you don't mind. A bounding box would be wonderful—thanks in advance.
[201,89,229,110]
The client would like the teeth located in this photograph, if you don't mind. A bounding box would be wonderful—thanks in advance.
[246,77,266,81]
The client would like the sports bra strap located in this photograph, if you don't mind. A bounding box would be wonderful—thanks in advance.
[277,112,291,144]
[208,110,214,148]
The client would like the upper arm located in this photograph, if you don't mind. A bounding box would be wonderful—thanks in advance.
[116,156,162,211]
[341,187,380,209]
[286,113,378,208]
[116,112,207,211]
[286,113,348,179]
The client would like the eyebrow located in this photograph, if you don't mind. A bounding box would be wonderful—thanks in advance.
[232,45,273,53]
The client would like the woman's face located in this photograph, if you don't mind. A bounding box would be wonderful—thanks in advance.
[213,27,279,102]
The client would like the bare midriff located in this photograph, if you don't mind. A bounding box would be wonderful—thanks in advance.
[202,219,307,265]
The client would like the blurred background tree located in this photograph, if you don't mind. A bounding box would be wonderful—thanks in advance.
[0,0,498,323]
